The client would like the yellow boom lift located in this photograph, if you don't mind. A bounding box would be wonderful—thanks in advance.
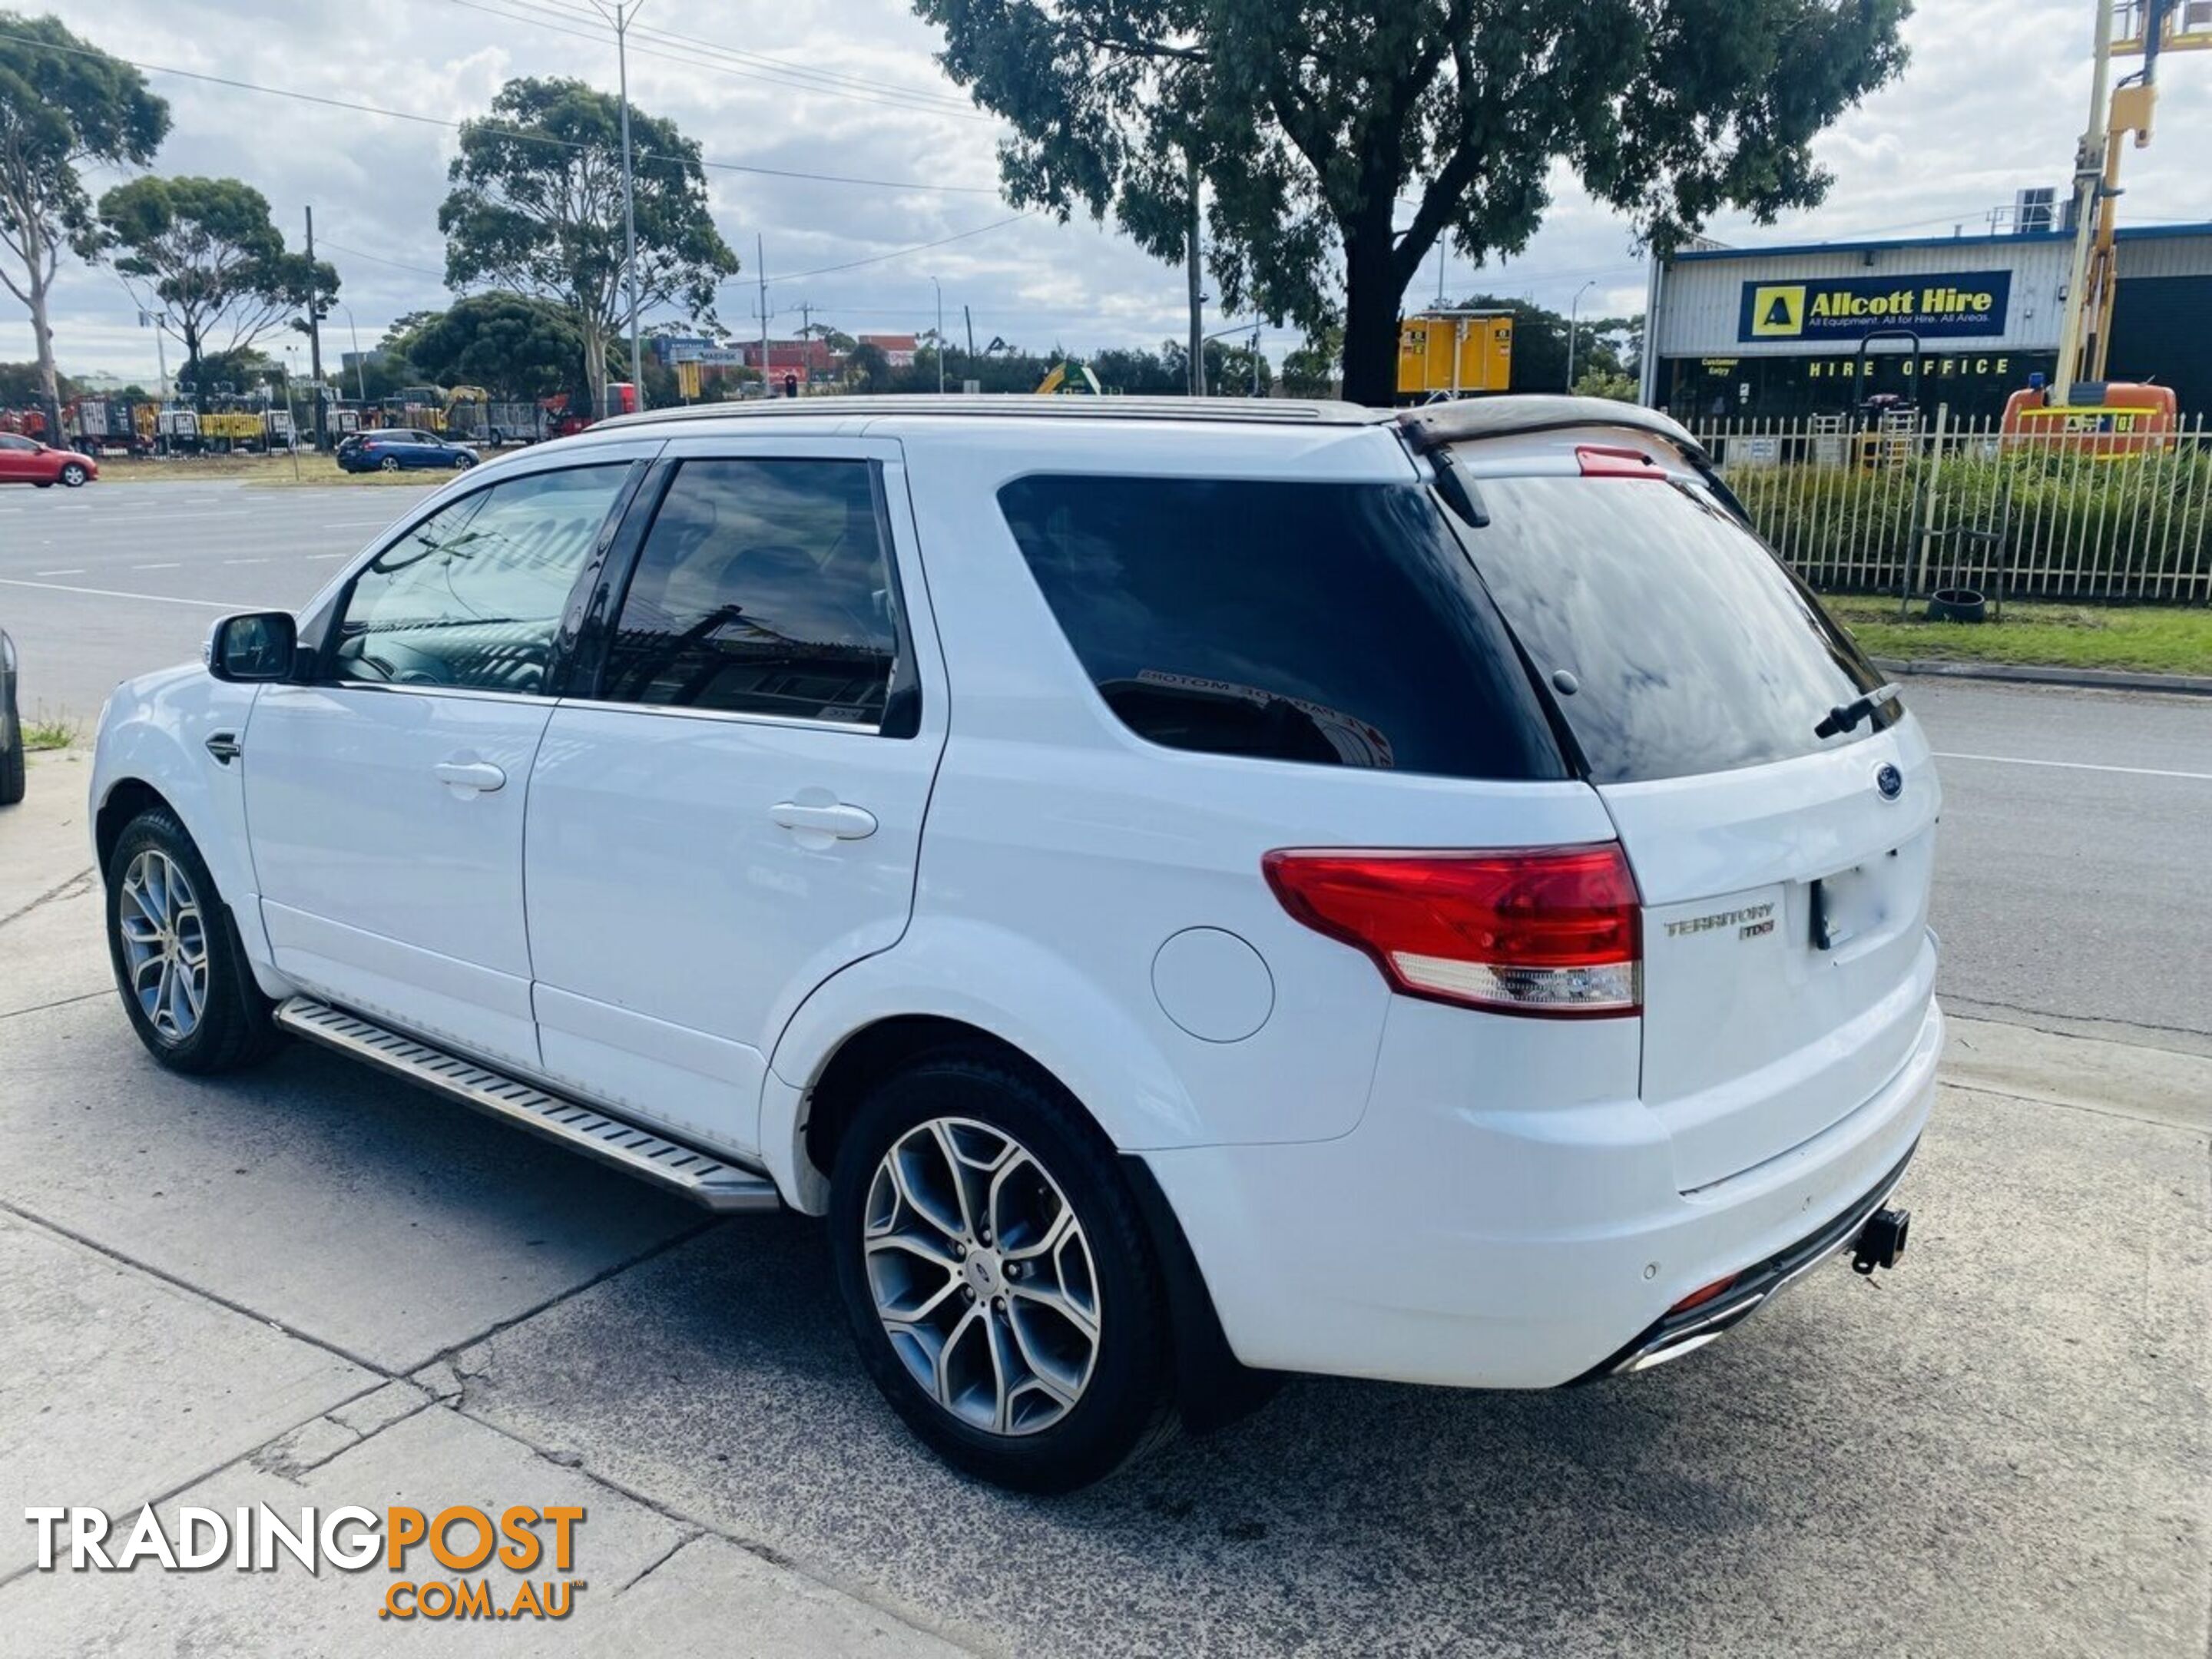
[2004,0,2212,449]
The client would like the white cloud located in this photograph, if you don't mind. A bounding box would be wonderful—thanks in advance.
[15,0,2212,382]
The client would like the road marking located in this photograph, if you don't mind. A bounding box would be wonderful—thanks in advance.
[1933,750,2212,783]
[308,552,344,560]
[133,561,181,569]
[0,577,253,608]
[34,568,84,576]
[224,558,270,565]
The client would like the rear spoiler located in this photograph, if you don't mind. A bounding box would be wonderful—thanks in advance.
[1392,396,1752,528]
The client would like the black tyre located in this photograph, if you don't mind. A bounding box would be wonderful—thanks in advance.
[379,454,402,472]
[1926,587,1988,624]
[1,669,20,806]
[830,1052,1177,1492]
[103,806,282,1074]
[58,462,88,487]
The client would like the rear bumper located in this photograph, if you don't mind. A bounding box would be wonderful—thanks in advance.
[1143,995,1942,1390]
[1569,1139,1917,1382]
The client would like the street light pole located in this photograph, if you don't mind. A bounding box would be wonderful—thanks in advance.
[594,0,648,408]
[335,301,367,402]
[1566,280,1597,391]
[930,276,944,394]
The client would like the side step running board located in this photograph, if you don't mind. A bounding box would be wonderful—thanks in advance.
[275,997,782,1214]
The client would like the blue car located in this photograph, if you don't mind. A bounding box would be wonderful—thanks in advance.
[336,429,478,473]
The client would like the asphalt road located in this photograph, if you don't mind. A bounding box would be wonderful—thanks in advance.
[2,478,2207,1045]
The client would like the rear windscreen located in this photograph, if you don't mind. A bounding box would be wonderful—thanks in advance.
[999,474,1567,782]
[1457,472,1896,785]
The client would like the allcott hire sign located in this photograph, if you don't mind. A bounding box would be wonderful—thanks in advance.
[1737,272,2012,343]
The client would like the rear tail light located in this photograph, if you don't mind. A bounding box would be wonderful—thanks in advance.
[1262,843,1642,1018]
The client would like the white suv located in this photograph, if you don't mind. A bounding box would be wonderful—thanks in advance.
[91,396,1939,1492]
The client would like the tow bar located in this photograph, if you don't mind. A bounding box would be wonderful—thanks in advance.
[1851,1207,1911,1276]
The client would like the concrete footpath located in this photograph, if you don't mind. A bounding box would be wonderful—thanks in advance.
[2,747,2207,1657]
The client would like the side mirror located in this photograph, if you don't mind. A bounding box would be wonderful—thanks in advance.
[206,611,299,683]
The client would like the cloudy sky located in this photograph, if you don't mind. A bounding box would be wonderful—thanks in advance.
[16,0,2212,383]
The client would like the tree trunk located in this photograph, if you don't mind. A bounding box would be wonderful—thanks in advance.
[581,315,608,419]
[1339,227,1406,409]
[181,322,205,414]
[29,259,63,447]
[1185,151,1206,399]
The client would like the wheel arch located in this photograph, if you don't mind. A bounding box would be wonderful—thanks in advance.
[91,677,277,983]
[763,919,1210,1214]
[779,1005,1274,1437]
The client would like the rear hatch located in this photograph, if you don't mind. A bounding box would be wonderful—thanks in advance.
[1453,458,1939,1191]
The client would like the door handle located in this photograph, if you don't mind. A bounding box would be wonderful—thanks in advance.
[770,800,878,841]
[433,760,507,793]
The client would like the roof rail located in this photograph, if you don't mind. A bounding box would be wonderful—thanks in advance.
[1395,395,1709,464]
[591,393,1374,433]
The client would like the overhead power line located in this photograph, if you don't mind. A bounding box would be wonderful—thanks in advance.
[760,212,1038,286]
[0,26,1002,196]
[477,0,988,118]
[317,240,450,280]
[440,0,995,122]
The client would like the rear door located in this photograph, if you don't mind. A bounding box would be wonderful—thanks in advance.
[1455,460,1939,1192]
[522,437,947,1157]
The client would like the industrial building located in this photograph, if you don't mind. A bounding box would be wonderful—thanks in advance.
[1639,218,2212,419]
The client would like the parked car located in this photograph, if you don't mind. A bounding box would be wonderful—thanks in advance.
[1,626,21,805]
[89,396,1938,1492]
[335,429,478,473]
[0,432,97,487]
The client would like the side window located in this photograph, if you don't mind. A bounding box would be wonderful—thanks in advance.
[598,459,903,728]
[330,465,629,694]
[997,473,1568,782]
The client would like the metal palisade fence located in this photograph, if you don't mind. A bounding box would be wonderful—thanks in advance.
[1686,410,2212,603]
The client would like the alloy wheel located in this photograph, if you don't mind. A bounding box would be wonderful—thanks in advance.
[118,849,208,1043]
[863,1116,1101,1436]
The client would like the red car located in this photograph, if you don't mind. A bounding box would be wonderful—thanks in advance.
[0,432,98,487]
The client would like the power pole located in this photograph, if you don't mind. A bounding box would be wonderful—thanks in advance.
[303,207,327,450]
[757,233,770,393]
[1186,151,1206,397]
[964,303,975,362]
[930,276,944,394]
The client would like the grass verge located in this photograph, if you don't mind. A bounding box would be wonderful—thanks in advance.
[1824,596,2212,677]
[94,454,445,487]
[21,708,78,751]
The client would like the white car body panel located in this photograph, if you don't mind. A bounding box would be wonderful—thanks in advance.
[89,401,1942,1396]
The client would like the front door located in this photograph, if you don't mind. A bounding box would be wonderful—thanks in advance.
[0,434,38,482]
[242,457,644,1068]
[523,439,948,1156]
